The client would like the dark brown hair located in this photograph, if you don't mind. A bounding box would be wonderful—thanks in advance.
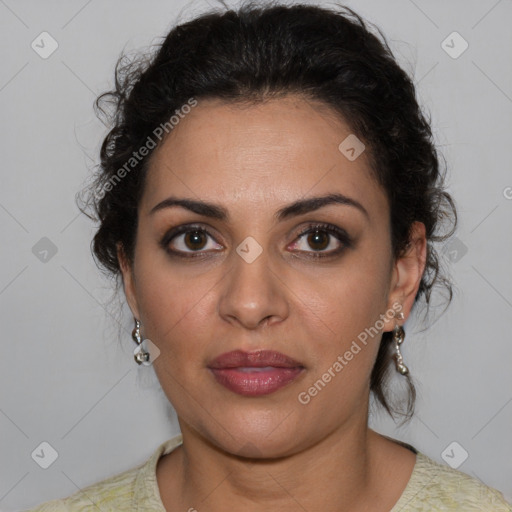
[78,1,457,421]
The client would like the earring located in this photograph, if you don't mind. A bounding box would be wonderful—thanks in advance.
[132,319,150,365]
[392,311,409,375]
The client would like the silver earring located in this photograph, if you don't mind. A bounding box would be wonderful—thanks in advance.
[132,319,150,365]
[392,311,409,375]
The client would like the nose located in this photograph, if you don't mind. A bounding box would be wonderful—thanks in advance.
[218,245,289,330]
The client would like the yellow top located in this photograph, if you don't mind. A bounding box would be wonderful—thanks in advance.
[24,434,512,511]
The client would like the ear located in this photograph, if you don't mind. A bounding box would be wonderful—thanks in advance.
[383,221,427,331]
[117,242,141,320]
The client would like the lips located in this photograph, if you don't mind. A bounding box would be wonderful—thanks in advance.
[207,350,305,396]
[208,349,302,369]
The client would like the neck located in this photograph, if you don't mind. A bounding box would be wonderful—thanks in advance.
[159,411,390,512]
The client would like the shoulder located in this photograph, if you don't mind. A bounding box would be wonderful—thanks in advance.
[22,435,183,512]
[20,463,140,512]
[393,451,512,511]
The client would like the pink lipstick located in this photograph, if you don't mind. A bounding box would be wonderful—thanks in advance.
[208,350,305,396]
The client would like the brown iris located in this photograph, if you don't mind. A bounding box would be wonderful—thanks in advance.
[307,230,329,251]
[184,230,207,250]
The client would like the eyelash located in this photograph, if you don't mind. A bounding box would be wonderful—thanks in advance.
[160,222,352,259]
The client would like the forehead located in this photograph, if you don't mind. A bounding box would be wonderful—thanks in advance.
[141,95,385,217]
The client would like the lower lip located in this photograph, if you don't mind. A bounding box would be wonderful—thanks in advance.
[209,367,304,396]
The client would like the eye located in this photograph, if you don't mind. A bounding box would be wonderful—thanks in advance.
[161,222,352,259]
[290,223,352,256]
[162,225,223,257]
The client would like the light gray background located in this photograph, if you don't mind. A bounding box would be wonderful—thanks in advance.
[1,0,511,510]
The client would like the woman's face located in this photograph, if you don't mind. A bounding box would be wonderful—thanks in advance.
[119,95,425,457]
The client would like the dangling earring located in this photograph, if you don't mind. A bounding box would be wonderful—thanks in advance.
[132,318,150,365]
[392,311,409,375]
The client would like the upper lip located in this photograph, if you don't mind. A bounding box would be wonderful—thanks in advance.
[208,350,304,369]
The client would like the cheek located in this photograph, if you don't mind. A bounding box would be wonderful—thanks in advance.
[133,230,217,326]
[293,290,384,420]
[298,249,390,335]
[136,270,218,414]
[137,276,215,352]
[291,251,391,385]
[133,266,230,397]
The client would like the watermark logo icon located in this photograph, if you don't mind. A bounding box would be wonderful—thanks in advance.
[441,441,468,469]
[236,236,263,264]
[441,31,468,59]
[442,237,468,263]
[235,441,263,469]
[134,338,161,366]
[31,32,59,59]
[31,441,59,469]
[32,237,58,263]
[338,134,365,161]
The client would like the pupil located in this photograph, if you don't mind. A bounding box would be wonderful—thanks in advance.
[308,230,328,250]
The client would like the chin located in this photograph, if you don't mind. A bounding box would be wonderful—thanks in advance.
[196,408,309,460]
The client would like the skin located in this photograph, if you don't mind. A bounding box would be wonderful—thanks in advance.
[118,95,427,512]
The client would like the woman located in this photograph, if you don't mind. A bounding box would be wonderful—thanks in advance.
[26,2,511,510]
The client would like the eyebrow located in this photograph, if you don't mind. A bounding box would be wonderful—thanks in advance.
[149,193,369,221]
